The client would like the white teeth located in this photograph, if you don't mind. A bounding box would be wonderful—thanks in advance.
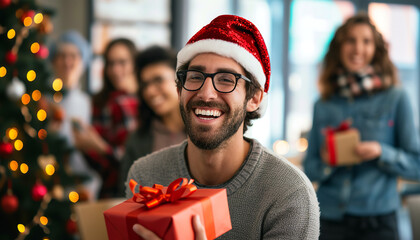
[194,108,221,117]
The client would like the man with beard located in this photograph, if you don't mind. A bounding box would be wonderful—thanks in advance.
[125,15,319,239]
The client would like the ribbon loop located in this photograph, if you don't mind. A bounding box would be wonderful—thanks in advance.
[130,178,197,209]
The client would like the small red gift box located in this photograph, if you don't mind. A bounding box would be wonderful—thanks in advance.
[325,121,361,166]
[104,178,232,240]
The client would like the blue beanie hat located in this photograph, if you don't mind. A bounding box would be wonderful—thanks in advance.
[49,30,91,68]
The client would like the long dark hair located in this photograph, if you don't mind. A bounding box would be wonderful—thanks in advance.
[93,38,137,107]
[136,46,177,133]
[319,12,398,99]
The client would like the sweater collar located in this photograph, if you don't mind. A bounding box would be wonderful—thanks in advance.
[177,138,262,195]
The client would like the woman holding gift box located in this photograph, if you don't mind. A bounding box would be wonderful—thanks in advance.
[304,12,420,240]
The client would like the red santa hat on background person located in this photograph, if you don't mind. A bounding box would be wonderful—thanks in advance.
[176,14,271,115]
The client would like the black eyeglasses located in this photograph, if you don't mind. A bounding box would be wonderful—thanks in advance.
[176,70,252,93]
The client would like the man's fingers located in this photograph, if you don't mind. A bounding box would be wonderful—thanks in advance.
[133,224,161,240]
[192,215,207,240]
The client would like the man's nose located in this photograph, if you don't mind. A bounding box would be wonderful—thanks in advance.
[196,77,218,100]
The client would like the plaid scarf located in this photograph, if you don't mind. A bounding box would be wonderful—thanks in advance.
[336,66,392,98]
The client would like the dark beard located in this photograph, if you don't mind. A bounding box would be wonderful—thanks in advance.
[180,100,246,150]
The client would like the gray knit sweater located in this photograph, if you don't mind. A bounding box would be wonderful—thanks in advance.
[125,139,319,239]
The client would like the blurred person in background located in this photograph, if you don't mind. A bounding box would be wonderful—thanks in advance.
[49,30,101,200]
[118,46,186,196]
[304,13,420,240]
[73,38,139,198]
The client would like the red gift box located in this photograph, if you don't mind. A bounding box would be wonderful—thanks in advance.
[104,178,232,240]
[325,121,361,166]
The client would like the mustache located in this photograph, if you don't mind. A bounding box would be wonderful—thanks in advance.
[186,100,229,112]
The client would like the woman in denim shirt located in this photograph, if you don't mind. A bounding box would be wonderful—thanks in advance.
[304,13,420,240]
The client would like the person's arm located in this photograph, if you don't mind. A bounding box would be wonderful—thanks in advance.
[303,102,337,182]
[262,184,320,239]
[375,92,420,180]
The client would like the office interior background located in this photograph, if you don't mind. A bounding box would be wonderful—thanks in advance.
[1,0,419,239]
[40,0,419,162]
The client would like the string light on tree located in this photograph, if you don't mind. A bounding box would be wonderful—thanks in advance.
[20,163,28,174]
[17,224,26,233]
[7,29,15,39]
[37,109,47,121]
[14,139,23,151]
[7,127,18,140]
[26,70,36,81]
[9,160,18,171]
[68,191,79,203]
[30,42,40,53]
[34,13,43,24]
[21,93,30,105]
[32,89,41,101]
[0,66,6,77]
[52,78,63,91]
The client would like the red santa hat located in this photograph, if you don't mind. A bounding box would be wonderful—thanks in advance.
[177,14,271,115]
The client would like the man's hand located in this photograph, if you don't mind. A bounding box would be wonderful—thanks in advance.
[355,141,382,161]
[132,215,207,240]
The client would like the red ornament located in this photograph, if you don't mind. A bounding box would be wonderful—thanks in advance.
[0,0,11,9]
[31,182,47,201]
[36,45,49,59]
[1,193,19,214]
[5,51,17,65]
[0,142,13,157]
[66,219,78,234]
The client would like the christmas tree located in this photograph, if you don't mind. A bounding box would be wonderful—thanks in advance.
[0,0,87,239]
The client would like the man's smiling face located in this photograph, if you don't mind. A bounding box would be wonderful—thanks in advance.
[179,53,249,150]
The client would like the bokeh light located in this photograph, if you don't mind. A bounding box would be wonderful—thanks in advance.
[52,78,63,91]
[21,94,30,105]
[37,109,47,121]
[34,13,43,24]
[9,160,19,171]
[38,129,47,140]
[31,42,40,54]
[14,140,23,151]
[20,163,28,174]
[23,17,32,27]
[273,140,290,155]
[7,128,18,140]
[27,70,36,82]
[45,164,55,176]
[32,90,41,101]
[7,29,15,39]
[0,66,6,77]
[296,138,309,152]
[69,191,79,203]
[40,216,48,225]
[17,224,25,233]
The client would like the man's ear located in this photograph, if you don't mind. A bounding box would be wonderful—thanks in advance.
[246,88,264,112]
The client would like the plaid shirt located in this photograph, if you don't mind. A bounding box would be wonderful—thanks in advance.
[88,91,139,198]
